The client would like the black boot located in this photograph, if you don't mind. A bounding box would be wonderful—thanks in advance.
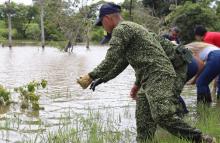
[204,94,212,103]
[197,94,212,104]
[217,94,220,100]
[197,94,205,103]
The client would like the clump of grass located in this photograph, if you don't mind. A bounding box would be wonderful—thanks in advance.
[14,79,47,110]
[26,110,125,143]
[0,85,10,105]
[154,104,220,143]
[21,104,220,143]
[195,104,220,140]
[37,107,220,143]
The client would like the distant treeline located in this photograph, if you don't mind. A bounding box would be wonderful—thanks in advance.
[0,0,219,45]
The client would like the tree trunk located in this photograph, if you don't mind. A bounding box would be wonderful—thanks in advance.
[40,0,45,48]
[151,1,156,16]
[86,26,90,49]
[8,0,12,48]
[129,0,133,21]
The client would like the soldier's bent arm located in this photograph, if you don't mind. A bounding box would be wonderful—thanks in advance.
[102,58,129,82]
[89,24,132,80]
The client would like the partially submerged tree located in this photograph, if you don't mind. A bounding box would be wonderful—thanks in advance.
[5,0,13,47]
[42,0,98,50]
[33,0,45,48]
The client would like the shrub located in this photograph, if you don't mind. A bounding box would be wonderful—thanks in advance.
[165,2,220,43]
[90,27,104,43]
[25,23,41,40]
[0,85,10,105]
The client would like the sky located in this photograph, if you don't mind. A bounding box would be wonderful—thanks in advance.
[0,0,33,5]
[0,0,125,5]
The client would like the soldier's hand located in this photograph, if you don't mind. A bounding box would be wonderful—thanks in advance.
[77,74,93,89]
[90,78,104,91]
[130,84,139,100]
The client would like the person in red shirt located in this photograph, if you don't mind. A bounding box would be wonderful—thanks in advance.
[194,25,220,100]
[194,25,220,47]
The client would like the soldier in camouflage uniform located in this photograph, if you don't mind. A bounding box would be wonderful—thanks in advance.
[130,33,190,114]
[77,3,216,143]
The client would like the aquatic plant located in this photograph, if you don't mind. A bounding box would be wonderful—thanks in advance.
[0,85,10,105]
[14,79,47,110]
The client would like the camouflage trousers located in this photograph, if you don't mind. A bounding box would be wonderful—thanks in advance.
[173,64,188,114]
[136,73,202,142]
[174,64,188,98]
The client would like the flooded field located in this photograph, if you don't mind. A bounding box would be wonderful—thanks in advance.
[0,46,218,143]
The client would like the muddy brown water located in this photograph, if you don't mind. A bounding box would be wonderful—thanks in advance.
[0,46,199,142]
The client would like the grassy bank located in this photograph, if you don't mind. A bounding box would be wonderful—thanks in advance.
[21,104,220,143]
[0,40,101,50]
[0,40,67,49]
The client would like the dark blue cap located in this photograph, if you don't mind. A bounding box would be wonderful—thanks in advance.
[95,3,121,26]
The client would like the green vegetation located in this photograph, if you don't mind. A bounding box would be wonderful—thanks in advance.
[165,1,220,43]
[142,0,198,17]
[0,0,219,47]
[20,105,220,143]
[0,85,10,105]
[14,79,47,110]
[122,0,161,33]
[25,23,41,40]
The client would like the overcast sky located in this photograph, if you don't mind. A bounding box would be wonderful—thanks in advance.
[0,0,125,5]
[0,0,32,5]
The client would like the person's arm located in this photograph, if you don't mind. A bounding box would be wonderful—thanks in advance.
[162,34,170,41]
[188,54,205,84]
[102,58,129,82]
[90,58,129,91]
[176,37,181,44]
[211,77,218,96]
[89,24,133,81]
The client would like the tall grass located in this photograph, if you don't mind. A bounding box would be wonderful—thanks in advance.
[21,105,220,143]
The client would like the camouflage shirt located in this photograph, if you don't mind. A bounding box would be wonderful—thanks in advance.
[89,21,176,86]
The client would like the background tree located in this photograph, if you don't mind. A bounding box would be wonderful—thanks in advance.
[5,0,13,47]
[0,0,219,47]
[11,4,38,39]
[122,0,161,33]
[33,0,45,48]
[26,23,40,40]
[165,1,220,43]
[141,0,212,17]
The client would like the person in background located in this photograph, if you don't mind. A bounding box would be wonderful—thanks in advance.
[162,27,181,45]
[194,25,220,97]
[194,25,220,48]
[186,42,220,102]
[64,41,73,52]
[100,32,112,45]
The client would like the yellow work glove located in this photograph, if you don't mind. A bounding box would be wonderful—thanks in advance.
[77,74,93,89]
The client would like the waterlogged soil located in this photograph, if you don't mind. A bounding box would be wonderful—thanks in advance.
[0,46,215,142]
